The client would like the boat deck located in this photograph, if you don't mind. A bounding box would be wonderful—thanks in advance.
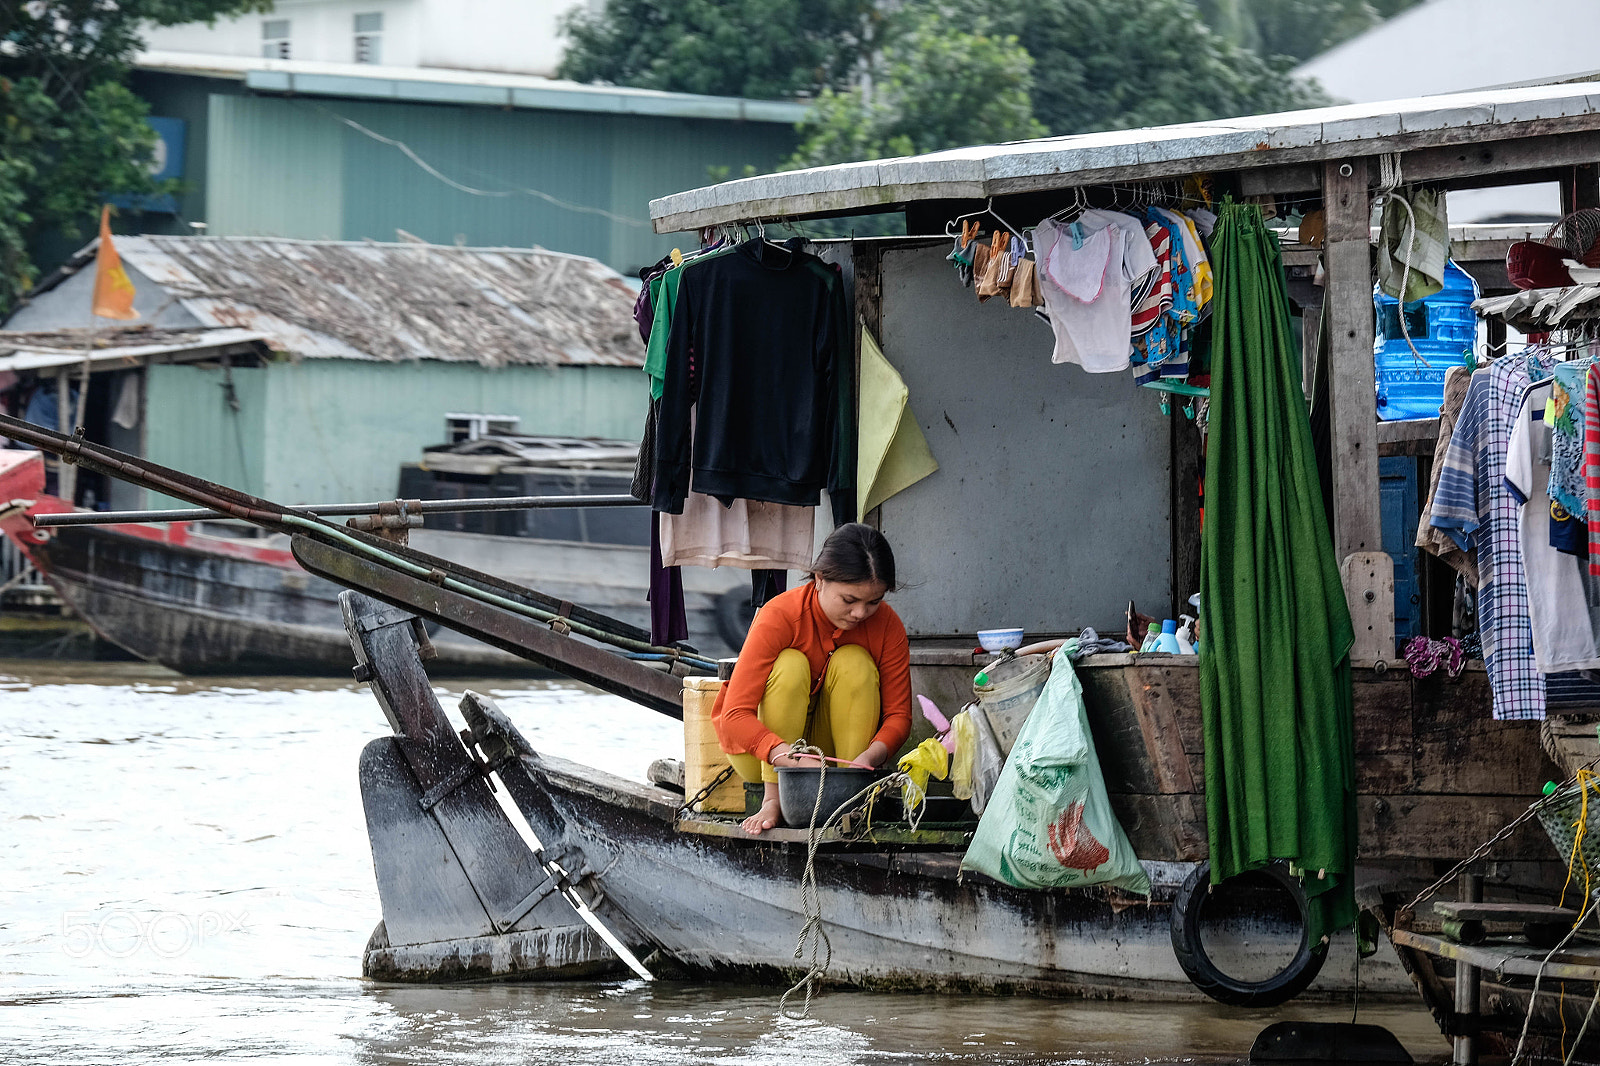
[1391,928,1600,982]
[674,813,974,848]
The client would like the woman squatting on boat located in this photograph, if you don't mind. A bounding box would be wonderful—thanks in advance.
[712,523,913,834]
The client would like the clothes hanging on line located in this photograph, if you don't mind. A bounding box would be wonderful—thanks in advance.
[660,493,815,571]
[1505,376,1600,674]
[643,243,735,401]
[751,568,787,609]
[1548,358,1593,523]
[647,517,688,646]
[1415,364,1478,586]
[653,237,855,527]
[1033,213,1157,372]
[1588,362,1600,574]
[1430,348,1554,720]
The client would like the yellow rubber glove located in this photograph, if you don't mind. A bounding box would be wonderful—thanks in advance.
[950,711,976,801]
[897,736,951,812]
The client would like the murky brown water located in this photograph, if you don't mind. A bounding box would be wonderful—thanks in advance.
[0,659,1446,1064]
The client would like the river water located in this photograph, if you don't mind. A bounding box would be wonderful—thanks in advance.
[0,659,1445,1065]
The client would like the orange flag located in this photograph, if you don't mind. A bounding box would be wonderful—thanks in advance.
[91,206,139,320]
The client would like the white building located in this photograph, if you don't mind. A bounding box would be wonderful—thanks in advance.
[1294,0,1600,222]
[143,0,593,79]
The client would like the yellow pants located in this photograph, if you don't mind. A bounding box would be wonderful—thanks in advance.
[727,644,880,784]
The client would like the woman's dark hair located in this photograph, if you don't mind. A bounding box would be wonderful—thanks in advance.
[808,523,897,592]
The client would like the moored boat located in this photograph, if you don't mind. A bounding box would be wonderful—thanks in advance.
[0,442,748,673]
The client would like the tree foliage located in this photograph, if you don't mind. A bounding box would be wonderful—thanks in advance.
[786,11,1044,168]
[562,0,1357,168]
[1195,0,1425,63]
[0,0,270,315]
[973,0,1329,137]
[559,0,883,101]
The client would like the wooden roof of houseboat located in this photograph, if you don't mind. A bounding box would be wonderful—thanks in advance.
[650,82,1600,232]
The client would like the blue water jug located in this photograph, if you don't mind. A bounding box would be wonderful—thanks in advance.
[1373,259,1479,422]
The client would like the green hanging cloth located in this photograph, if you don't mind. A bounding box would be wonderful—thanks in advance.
[1198,201,1357,943]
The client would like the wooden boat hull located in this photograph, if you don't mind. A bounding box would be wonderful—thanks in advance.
[490,748,1414,999]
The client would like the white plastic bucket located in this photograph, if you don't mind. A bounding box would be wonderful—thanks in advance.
[973,653,1052,755]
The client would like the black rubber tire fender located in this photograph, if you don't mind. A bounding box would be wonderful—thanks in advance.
[715,587,755,649]
[1169,859,1328,1008]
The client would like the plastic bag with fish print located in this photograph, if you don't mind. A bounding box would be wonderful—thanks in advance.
[960,646,1150,894]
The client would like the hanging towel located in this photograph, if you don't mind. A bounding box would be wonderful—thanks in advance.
[857,325,939,517]
[1199,201,1357,944]
[1377,186,1448,304]
[1415,365,1478,586]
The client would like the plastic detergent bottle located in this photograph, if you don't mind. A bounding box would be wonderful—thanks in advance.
[1175,617,1196,655]
[1139,623,1161,653]
[1155,619,1182,654]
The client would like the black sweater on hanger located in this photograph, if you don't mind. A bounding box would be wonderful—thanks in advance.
[653,237,854,526]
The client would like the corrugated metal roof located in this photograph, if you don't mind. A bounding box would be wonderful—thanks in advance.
[649,82,1600,232]
[0,327,270,371]
[137,51,811,124]
[104,236,645,368]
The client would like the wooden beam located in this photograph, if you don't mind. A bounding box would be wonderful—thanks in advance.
[1563,162,1600,214]
[1322,158,1394,658]
[1403,131,1600,189]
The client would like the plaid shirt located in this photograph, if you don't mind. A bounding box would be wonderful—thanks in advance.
[1431,351,1554,720]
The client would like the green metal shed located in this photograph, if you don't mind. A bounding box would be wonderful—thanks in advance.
[127,55,805,278]
[1,236,649,511]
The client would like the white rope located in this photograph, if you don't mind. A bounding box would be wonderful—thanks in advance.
[777,748,916,1020]
[1510,888,1600,1065]
[1564,982,1600,1066]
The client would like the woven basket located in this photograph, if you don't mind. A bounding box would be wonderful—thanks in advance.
[1537,778,1600,885]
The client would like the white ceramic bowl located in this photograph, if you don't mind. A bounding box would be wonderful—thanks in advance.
[977,628,1025,653]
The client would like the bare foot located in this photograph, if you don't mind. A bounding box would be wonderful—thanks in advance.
[741,797,783,835]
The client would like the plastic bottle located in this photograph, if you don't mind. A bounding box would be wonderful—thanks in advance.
[1176,616,1197,654]
[1139,623,1161,653]
[1155,619,1181,654]
[1374,259,1481,421]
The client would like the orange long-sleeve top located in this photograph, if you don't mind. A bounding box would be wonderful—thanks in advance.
[711,581,913,763]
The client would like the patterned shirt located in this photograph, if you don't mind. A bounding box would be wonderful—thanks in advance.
[1588,363,1600,576]
[1549,358,1592,519]
[1430,350,1554,719]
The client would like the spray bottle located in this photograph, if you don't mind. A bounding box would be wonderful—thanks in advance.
[1176,615,1197,655]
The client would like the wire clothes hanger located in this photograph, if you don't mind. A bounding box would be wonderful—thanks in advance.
[1048,186,1092,223]
[943,197,1028,245]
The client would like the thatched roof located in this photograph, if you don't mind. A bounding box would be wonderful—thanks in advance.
[106,236,644,369]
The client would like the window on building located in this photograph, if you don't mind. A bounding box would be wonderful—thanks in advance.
[354,12,383,64]
[261,19,290,58]
[445,414,519,443]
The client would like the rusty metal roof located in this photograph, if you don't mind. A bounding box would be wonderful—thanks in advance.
[111,236,645,368]
[0,326,270,371]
